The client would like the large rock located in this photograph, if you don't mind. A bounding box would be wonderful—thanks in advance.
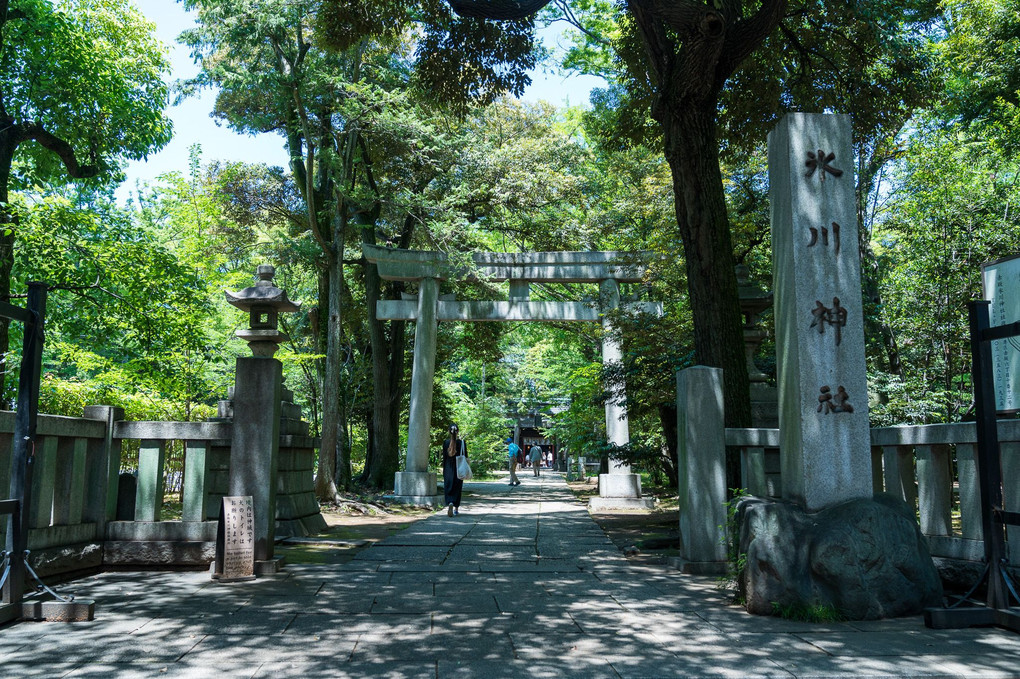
[736,494,943,619]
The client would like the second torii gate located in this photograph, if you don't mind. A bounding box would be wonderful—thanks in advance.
[363,244,661,510]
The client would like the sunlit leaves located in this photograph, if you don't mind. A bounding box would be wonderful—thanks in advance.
[2,0,173,186]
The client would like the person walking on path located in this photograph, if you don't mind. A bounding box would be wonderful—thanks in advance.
[507,437,521,486]
[530,444,542,477]
[442,424,467,516]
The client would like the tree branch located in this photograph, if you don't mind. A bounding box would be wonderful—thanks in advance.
[23,123,101,178]
[720,0,787,76]
[552,0,611,46]
[651,0,725,39]
[447,0,553,20]
[291,86,332,260]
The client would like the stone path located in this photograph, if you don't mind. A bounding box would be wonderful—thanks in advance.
[2,473,1020,678]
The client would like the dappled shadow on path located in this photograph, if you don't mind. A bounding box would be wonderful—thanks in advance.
[3,475,1019,678]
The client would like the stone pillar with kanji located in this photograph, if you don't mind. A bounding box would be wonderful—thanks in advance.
[769,113,871,512]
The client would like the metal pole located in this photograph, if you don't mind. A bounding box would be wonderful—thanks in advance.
[968,300,1008,610]
[6,282,46,608]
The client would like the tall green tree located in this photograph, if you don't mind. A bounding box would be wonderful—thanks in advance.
[183,0,545,494]
[0,0,171,393]
[452,0,940,427]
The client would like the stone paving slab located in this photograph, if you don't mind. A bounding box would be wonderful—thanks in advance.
[1,472,1016,678]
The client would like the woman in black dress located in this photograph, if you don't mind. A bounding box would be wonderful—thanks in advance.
[442,424,467,516]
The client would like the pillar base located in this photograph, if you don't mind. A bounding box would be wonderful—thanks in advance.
[390,471,444,507]
[598,473,643,498]
[588,496,655,512]
[21,598,95,622]
[384,493,445,508]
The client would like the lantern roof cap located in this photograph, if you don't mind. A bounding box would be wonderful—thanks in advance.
[225,265,300,313]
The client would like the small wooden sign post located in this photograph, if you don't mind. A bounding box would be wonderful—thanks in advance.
[212,496,256,582]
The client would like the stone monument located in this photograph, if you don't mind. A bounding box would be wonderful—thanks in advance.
[769,113,871,511]
[735,113,942,619]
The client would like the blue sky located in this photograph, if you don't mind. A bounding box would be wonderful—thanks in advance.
[120,2,604,198]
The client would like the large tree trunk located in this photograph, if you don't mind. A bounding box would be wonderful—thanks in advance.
[662,103,751,429]
[315,242,344,500]
[360,228,401,487]
[657,402,679,487]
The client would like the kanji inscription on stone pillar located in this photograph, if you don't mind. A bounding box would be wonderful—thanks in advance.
[769,113,872,512]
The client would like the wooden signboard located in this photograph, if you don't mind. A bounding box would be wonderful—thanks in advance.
[212,495,256,582]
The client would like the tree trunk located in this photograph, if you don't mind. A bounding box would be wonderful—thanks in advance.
[360,228,401,487]
[657,402,679,487]
[314,245,344,500]
[661,103,751,429]
[0,130,18,402]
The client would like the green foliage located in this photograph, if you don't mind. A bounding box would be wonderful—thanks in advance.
[871,119,1020,423]
[9,190,229,410]
[940,0,1020,154]
[722,488,749,583]
[2,0,172,186]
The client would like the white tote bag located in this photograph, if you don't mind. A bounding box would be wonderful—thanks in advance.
[455,443,472,480]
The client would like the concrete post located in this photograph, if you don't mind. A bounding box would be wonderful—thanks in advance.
[135,439,166,522]
[769,113,872,511]
[916,444,952,536]
[881,444,917,507]
[1002,441,1020,560]
[956,443,983,541]
[52,437,86,526]
[741,447,767,497]
[674,366,728,573]
[393,277,442,503]
[228,356,283,567]
[29,437,57,528]
[182,442,211,523]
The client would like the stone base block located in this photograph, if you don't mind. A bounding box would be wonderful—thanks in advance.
[255,557,285,575]
[21,598,95,622]
[394,471,438,498]
[667,556,729,575]
[383,493,445,508]
[300,513,328,535]
[103,541,216,566]
[28,542,103,580]
[0,602,18,626]
[598,473,643,498]
[588,497,655,512]
[106,521,217,542]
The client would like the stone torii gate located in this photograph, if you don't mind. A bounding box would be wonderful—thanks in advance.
[362,244,661,510]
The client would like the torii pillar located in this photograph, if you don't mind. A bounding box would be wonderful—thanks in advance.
[589,279,654,510]
[393,276,444,505]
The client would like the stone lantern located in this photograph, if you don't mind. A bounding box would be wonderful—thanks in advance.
[225,265,300,357]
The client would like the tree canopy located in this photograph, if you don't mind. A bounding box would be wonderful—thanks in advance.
[5,0,1020,502]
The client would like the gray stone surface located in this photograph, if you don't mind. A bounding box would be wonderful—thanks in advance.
[769,112,872,511]
[737,494,943,619]
[676,365,728,567]
[405,276,440,477]
[1,472,1010,678]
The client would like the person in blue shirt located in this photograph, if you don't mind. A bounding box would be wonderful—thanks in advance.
[507,437,521,486]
